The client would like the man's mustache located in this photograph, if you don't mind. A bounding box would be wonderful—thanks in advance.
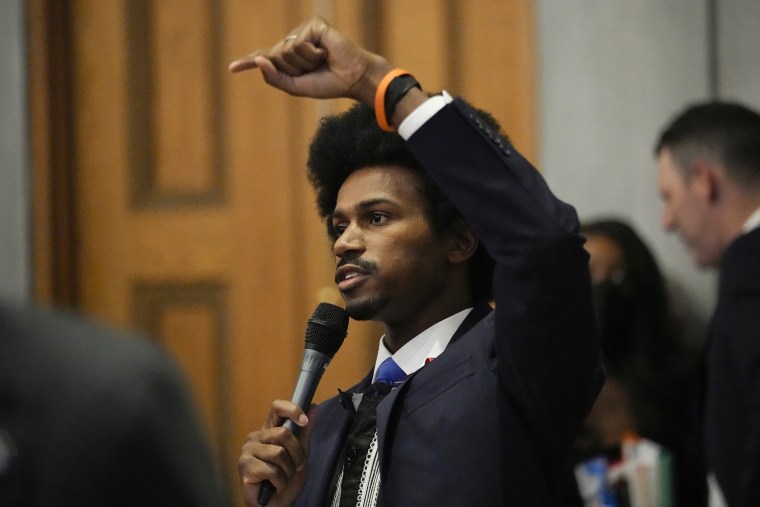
[335,254,377,283]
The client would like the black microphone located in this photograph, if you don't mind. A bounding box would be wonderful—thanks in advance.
[258,302,349,506]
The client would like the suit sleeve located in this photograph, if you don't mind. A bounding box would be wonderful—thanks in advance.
[405,97,604,470]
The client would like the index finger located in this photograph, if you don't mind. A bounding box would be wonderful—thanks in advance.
[228,51,262,73]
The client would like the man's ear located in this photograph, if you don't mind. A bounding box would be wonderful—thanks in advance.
[447,224,479,264]
[690,161,722,203]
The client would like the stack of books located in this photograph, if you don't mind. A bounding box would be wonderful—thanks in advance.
[574,434,674,507]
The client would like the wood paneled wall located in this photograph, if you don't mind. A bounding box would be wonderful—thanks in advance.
[28,0,536,498]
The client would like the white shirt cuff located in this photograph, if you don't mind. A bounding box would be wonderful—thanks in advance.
[398,90,453,140]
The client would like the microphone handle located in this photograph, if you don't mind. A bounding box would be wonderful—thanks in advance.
[258,349,332,506]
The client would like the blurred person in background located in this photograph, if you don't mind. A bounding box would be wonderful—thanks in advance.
[0,300,229,506]
[568,218,705,506]
[656,102,760,507]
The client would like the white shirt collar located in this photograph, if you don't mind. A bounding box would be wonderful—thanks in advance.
[741,206,760,233]
[372,307,472,382]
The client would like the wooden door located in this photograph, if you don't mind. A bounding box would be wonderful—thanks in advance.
[29,0,537,499]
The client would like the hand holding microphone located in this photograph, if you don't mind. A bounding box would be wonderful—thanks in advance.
[238,303,348,507]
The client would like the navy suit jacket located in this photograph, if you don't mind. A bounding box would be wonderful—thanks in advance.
[705,226,760,506]
[296,98,604,506]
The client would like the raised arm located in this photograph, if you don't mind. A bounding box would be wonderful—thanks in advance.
[229,16,425,126]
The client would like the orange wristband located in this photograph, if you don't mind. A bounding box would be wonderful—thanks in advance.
[374,69,410,132]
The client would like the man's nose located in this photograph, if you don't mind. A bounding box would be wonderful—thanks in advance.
[334,223,364,257]
[661,206,675,231]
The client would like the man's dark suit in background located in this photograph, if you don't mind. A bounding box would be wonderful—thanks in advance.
[705,227,760,504]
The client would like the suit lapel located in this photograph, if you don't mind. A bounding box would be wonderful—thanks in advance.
[299,373,372,506]
[375,303,491,470]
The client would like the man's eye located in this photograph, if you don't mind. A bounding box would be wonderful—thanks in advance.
[333,223,347,235]
[370,212,385,224]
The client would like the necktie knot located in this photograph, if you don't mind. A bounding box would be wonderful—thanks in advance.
[375,357,406,385]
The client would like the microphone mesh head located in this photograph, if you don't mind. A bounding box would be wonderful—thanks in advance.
[305,302,349,357]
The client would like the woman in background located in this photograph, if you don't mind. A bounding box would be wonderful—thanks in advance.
[573,218,705,506]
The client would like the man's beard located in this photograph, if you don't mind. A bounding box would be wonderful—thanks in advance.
[345,294,389,321]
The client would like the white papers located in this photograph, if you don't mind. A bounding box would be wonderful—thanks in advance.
[575,436,674,507]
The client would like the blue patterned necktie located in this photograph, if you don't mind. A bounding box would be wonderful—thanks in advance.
[375,357,407,385]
